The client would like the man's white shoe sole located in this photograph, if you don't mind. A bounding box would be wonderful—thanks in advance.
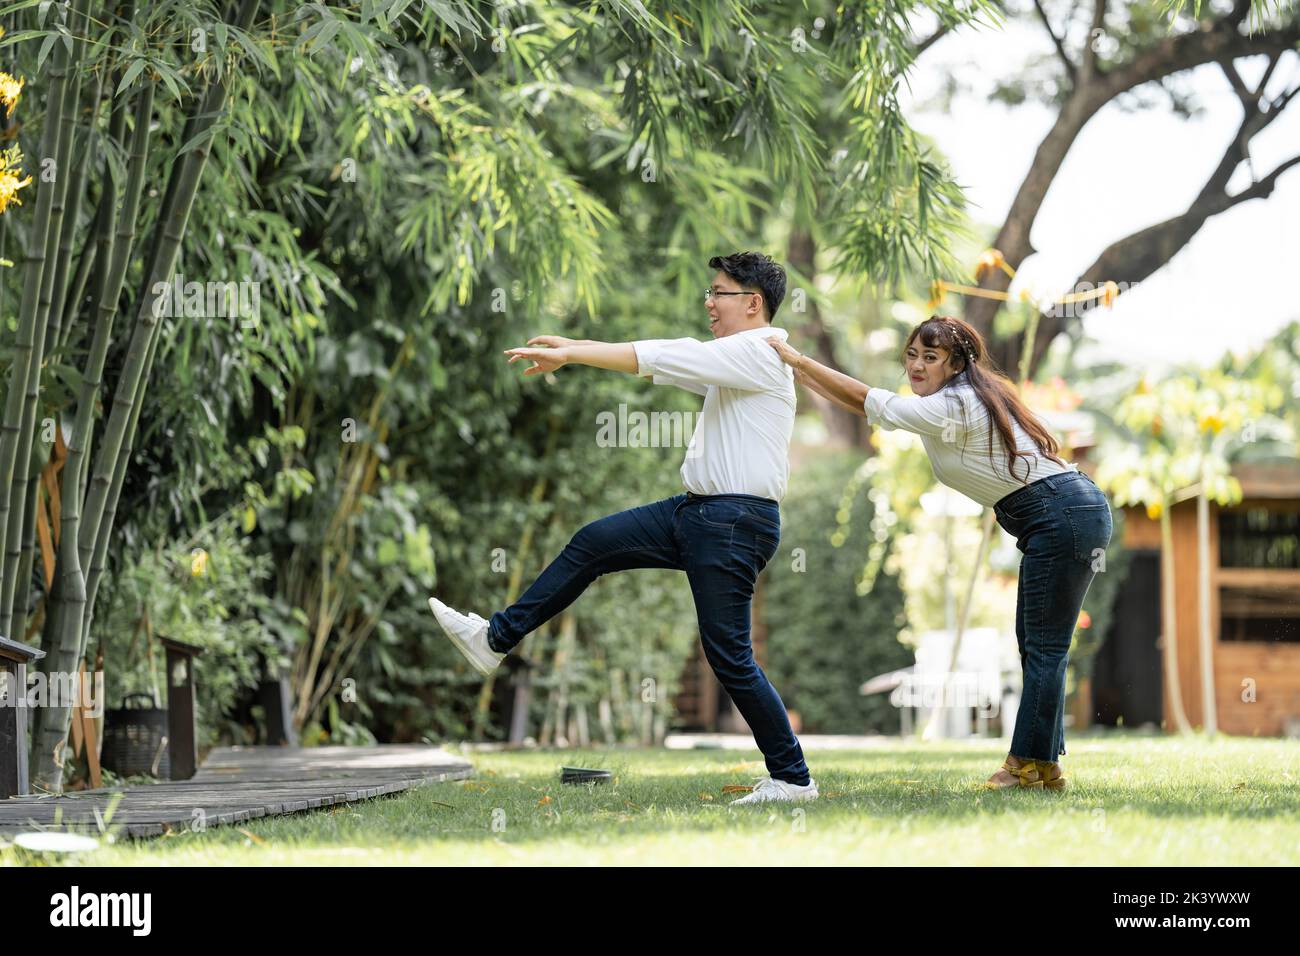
[729,780,819,806]
[730,793,819,806]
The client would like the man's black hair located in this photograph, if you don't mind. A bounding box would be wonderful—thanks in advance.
[708,251,787,323]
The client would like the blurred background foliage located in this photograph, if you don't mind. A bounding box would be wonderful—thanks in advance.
[1,0,1294,773]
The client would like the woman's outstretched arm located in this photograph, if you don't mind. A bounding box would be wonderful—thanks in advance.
[795,365,868,417]
[767,336,870,417]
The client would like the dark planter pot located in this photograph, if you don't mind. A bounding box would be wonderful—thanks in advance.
[101,693,169,778]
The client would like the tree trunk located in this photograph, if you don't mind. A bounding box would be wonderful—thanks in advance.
[785,227,867,448]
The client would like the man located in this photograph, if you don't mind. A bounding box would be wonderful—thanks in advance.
[429,251,815,805]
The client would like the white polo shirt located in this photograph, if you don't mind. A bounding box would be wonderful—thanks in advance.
[632,326,795,502]
[864,372,1075,507]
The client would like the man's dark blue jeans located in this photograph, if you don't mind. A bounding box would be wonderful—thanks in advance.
[487,492,811,786]
[993,470,1113,762]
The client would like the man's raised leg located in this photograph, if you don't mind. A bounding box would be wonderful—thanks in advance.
[429,496,687,674]
[486,495,686,652]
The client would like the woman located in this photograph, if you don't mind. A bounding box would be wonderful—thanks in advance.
[768,315,1112,789]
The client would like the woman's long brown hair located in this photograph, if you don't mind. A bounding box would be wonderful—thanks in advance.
[906,315,1067,483]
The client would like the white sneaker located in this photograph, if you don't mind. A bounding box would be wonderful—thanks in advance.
[729,775,819,806]
[428,597,506,676]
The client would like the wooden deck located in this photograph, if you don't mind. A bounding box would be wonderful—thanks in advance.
[0,745,473,839]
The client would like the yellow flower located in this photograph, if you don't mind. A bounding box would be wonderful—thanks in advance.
[0,72,23,116]
[1199,413,1225,434]
[974,248,1007,281]
[1146,502,1163,520]
[0,145,31,214]
[926,279,944,310]
[191,549,209,576]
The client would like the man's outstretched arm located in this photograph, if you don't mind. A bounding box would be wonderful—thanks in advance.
[505,336,638,377]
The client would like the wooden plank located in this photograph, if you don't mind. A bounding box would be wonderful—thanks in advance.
[1163,500,1206,730]
[0,745,473,837]
[1216,568,1300,589]
[1231,462,1300,499]
[1120,506,1161,550]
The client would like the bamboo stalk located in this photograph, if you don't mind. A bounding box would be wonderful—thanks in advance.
[82,3,257,628]
[65,77,154,626]
[35,0,262,791]
[10,477,40,641]
[0,29,71,639]
[68,99,127,506]
[34,72,155,790]
[57,220,97,347]
[82,0,261,612]
[15,59,105,647]
[79,80,210,575]
[72,94,127,362]
[45,68,104,352]
[3,0,91,632]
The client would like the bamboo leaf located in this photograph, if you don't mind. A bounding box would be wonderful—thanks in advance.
[36,29,57,70]
[0,0,57,15]
[0,28,50,50]
[230,25,279,79]
[116,58,146,97]
[155,62,187,104]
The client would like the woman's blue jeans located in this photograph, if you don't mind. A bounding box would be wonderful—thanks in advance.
[993,471,1113,762]
[487,493,811,786]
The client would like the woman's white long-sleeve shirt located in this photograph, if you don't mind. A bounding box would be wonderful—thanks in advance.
[863,372,1074,507]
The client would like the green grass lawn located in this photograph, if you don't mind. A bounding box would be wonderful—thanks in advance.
[5,735,1297,866]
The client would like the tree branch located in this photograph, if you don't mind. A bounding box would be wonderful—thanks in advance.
[1232,152,1300,201]
[1023,141,1300,376]
[1032,0,1077,85]
[1253,49,1283,97]
[1270,82,1300,117]
[963,11,1300,354]
[1096,16,1300,106]
[1195,75,1298,204]
[1081,0,1107,79]
[915,23,951,58]
[1219,58,1254,105]
[1008,42,1300,377]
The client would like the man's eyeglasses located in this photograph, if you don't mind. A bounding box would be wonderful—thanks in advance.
[704,288,759,303]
